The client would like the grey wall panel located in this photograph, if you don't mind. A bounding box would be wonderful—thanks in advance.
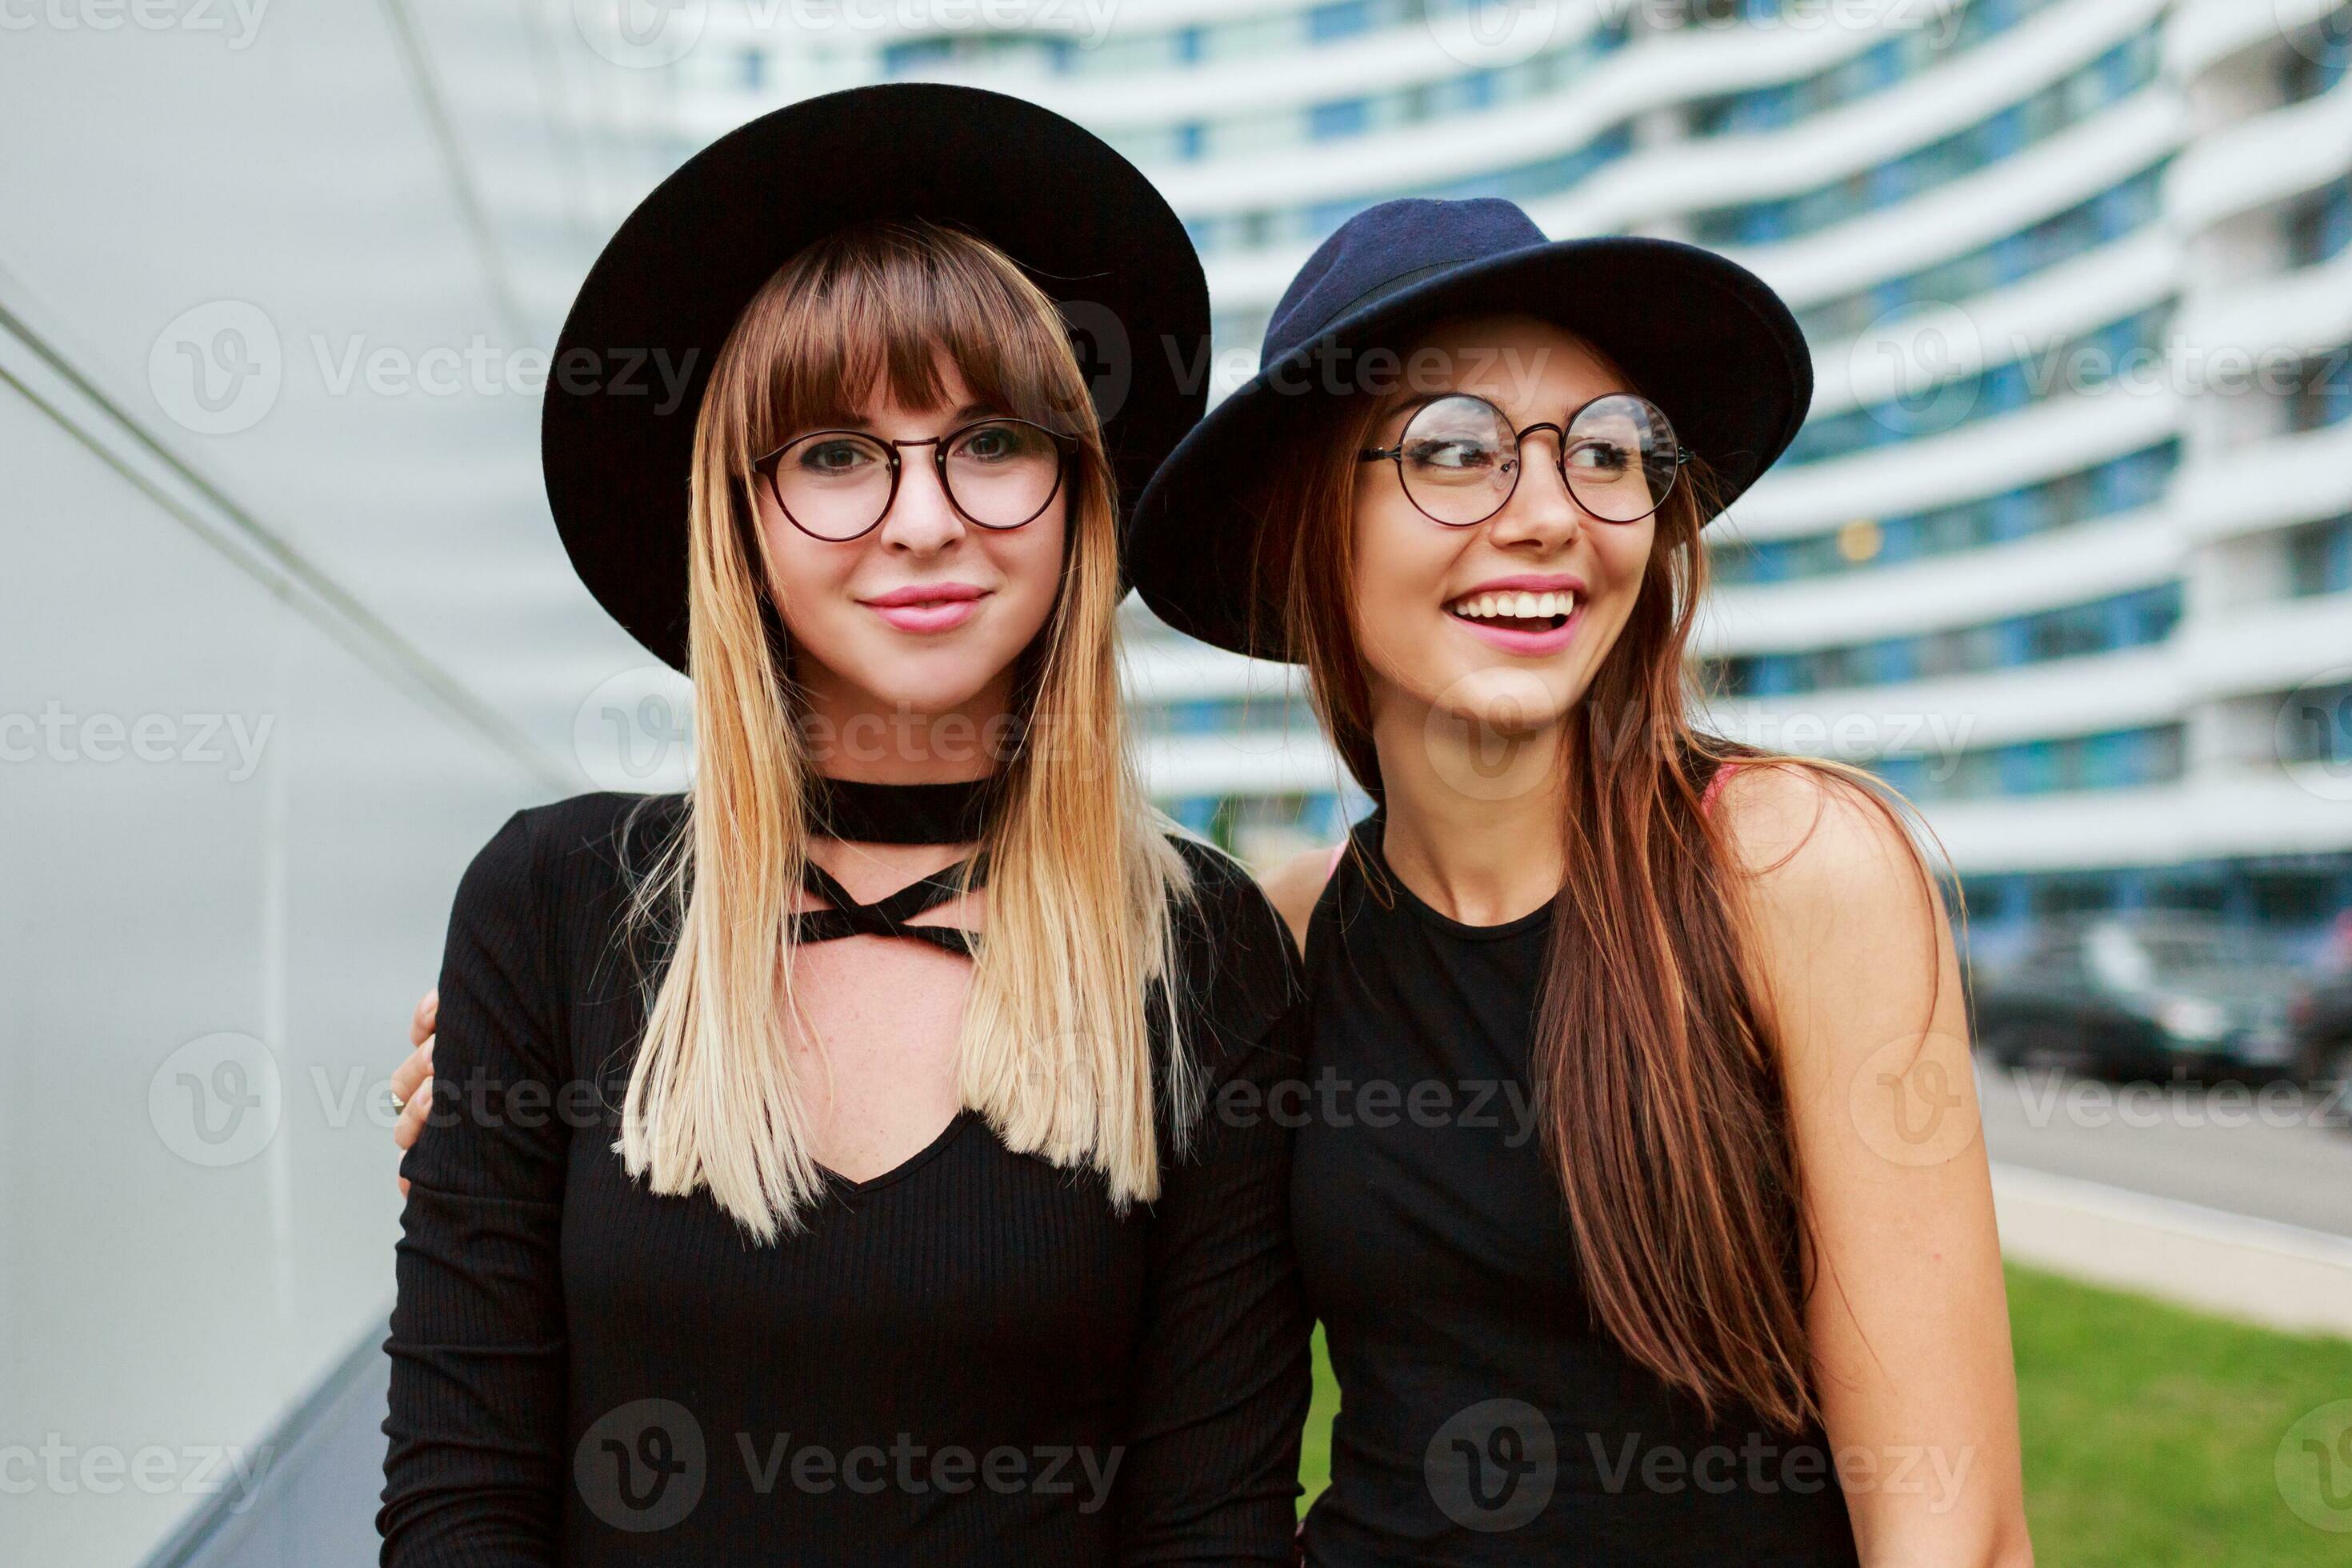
[1,385,551,1566]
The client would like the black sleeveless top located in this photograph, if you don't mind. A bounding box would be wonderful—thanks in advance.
[1292,807,1859,1566]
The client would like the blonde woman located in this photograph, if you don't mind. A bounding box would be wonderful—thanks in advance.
[378,88,1309,1565]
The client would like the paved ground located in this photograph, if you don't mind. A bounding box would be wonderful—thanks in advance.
[1978,1063,2352,1239]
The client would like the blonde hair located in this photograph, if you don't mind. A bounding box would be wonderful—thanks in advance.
[619,219,1191,1241]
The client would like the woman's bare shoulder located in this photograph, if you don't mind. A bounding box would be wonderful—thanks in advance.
[1258,845,1342,952]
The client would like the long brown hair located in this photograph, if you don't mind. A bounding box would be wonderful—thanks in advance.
[621,218,1191,1242]
[1253,354,1956,1431]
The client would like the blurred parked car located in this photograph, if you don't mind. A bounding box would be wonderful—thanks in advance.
[1973,914,2303,1082]
[2290,967,2352,1097]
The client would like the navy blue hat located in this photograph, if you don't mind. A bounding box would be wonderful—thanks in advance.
[544,83,1210,673]
[1127,197,1814,660]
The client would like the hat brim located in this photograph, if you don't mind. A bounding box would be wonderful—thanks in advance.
[1126,234,1814,661]
[543,83,1210,673]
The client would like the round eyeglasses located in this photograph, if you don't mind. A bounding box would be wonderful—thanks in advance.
[1359,391,1689,528]
[753,418,1079,542]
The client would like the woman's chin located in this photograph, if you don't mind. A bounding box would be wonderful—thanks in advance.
[1400,660,1582,736]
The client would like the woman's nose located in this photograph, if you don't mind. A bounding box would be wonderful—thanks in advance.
[875,448,968,552]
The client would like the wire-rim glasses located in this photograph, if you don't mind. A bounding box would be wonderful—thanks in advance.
[1359,391,1690,528]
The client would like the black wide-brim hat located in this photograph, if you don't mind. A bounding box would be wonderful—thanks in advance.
[544,83,1210,673]
[1127,196,1815,661]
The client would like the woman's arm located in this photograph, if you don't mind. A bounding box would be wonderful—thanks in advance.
[379,811,572,1565]
[1721,765,2034,1568]
[1114,857,1317,1565]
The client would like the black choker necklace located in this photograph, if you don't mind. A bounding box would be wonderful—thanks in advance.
[810,774,998,846]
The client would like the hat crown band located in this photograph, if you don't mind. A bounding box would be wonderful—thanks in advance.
[1262,196,1550,362]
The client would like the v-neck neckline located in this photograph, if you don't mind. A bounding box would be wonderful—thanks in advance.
[815,1107,978,1197]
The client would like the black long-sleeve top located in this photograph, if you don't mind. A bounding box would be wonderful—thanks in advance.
[379,789,1312,1566]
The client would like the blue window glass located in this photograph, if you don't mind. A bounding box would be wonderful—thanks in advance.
[1738,85,1794,131]
[2322,184,2352,262]
[2096,42,2137,100]
[1990,489,2038,542]
[1169,700,1224,735]
[1862,38,1905,90]
[1982,362,2028,414]
[1867,159,1915,205]
[2000,742,2057,796]
[1877,756,1928,796]
[1306,198,1361,242]
[1880,514,1919,563]
[1308,1,1371,42]
[1982,106,2027,160]
[883,38,956,74]
[1310,98,1368,139]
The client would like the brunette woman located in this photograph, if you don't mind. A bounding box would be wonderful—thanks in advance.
[378,86,1308,1565]
[1129,197,2034,1566]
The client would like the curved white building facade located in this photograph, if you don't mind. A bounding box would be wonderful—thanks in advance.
[694,0,2352,946]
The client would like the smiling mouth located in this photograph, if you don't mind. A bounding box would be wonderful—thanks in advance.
[1446,588,1579,634]
[859,586,990,634]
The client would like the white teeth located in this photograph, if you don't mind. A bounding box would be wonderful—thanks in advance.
[1448,590,1578,621]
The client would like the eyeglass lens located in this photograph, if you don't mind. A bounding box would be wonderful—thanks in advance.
[1395,393,1680,526]
[767,420,1065,540]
